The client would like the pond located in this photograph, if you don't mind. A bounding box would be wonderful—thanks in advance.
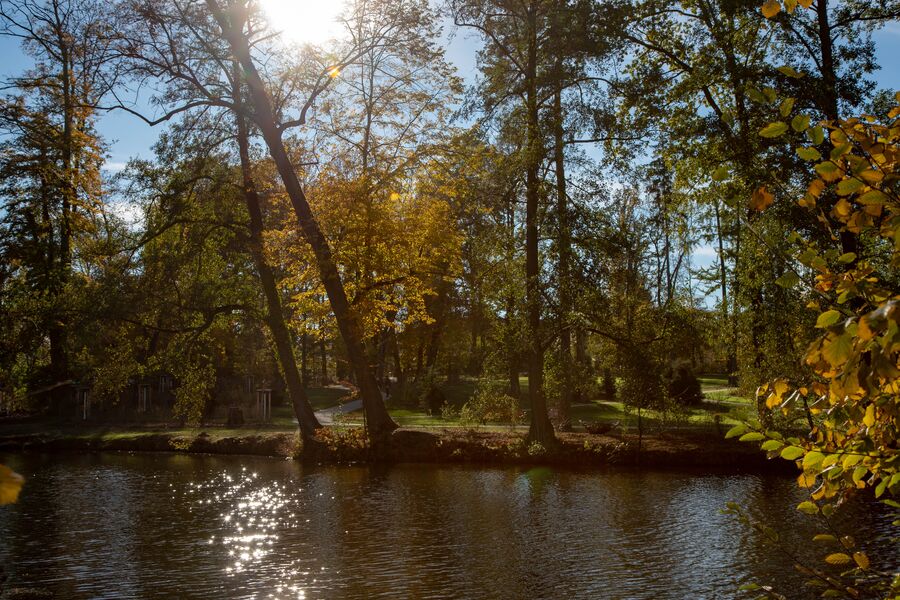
[0,453,894,599]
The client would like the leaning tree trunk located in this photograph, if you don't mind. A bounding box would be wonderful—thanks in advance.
[233,76,322,439]
[211,1,396,438]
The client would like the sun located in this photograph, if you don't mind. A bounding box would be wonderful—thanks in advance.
[257,0,347,47]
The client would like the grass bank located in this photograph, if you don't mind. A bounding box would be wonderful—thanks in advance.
[0,422,792,473]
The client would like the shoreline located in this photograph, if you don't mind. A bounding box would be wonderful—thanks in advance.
[0,425,795,473]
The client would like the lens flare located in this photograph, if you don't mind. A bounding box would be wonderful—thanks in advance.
[257,0,347,47]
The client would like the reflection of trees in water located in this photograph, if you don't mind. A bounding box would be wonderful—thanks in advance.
[0,456,895,598]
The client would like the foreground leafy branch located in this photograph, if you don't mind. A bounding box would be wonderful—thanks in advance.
[726,86,900,597]
[0,464,23,505]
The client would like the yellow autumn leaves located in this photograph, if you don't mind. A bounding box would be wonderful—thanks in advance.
[0,463,23,505]
[760,0,813,19]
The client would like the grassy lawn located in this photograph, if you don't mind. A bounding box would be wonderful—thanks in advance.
[697,374,730,388]
[269,386,353,427]
[0,379,753,437]
[364,374,754,433]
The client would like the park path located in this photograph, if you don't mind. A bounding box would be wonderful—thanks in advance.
[314,398,362,425]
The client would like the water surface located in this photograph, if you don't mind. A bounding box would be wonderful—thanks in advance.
[0,453,893,599]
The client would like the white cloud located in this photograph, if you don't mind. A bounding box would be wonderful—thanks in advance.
[102,161,128,173]
[108,200,143,228]
[693,244,718,258]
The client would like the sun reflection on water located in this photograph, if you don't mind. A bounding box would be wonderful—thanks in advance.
[188,466,315,599]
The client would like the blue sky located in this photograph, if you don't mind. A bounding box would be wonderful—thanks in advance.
[1,11,899,277]
[1,17,897,173]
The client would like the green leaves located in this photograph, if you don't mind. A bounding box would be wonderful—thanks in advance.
[836,178,863,196]
[797,501,819,515]
[808,126,825,145]
[802,451,825,469]
[781,446,804,460]
[761,439,784,451]
[814,160,840,181]
[760,121,789,138]
[796,146,820,161]
[711,165,730,181]
[725,424,748,439]
[791,114,811,132]
[739,432,766,442]
[779,97,795,117]
[775,272,800,288]
[777,65,805,78]
[816,310,841,328]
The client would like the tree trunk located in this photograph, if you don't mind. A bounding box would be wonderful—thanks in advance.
[714,200,737,385]
[813,0,857,259]
[424,267,451,376]
[300,331,309,387]
[321,337,330,384]
[524,3,554,446]
[210,1,396,438]
[553,86,572,428]
[233,77,321,439]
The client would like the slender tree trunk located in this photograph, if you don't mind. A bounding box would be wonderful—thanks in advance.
[553,86,572,428]
[211,1,397,438]
[233,77,321,438]
[714,200,737,385]
[505,293,521,399]
[424,268,451,375]
[300,331,309,386]
[388,325,405,391]
[468,287,481,375]
[815,0,839,123]
[813,0,857,258]
[524,3,554,446]
[575,329,588,366]
[50,25,75,389]
[320,338,329,384]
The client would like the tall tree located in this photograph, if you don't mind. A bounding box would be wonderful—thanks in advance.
[0,0,115,398]
[452,0,556,445]
[116,0,420,437]
[232,69,322,438]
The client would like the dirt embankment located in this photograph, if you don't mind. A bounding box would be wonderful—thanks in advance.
[0,426,793,473]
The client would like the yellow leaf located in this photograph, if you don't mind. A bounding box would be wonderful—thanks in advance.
[825,553,852,565]
[857,317,874,341]
[797,472,817,488]
[863,404,875,427]
[761,0,781,18]
[774,379,789,397]
[807,178,825,199]
[750,186,774,211]
[815,161,842,182]
[859,169,883,184]
[833,198,852,219]
[798,0,812,6]
[853,552,870,570]
[0,463,24,505]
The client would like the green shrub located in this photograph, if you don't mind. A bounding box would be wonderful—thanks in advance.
[663,359,703,406]
[458,380,519,427]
